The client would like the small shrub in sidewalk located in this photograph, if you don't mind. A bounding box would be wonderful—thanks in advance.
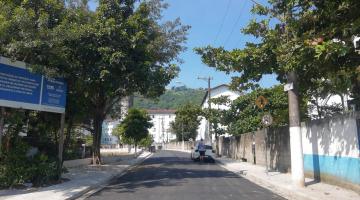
[0,140,59,188]
[0,140,31,187]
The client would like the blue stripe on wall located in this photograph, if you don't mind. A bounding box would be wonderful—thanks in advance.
[303,154,360,185]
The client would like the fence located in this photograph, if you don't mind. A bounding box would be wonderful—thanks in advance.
[167,112,360,192]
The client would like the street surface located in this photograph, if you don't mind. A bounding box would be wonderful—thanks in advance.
[86,150,286,200]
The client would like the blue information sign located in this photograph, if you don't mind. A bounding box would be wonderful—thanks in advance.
[0,57,67,113]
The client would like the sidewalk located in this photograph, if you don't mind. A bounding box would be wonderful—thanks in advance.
[215,156,360,200]
[0,152,152,200]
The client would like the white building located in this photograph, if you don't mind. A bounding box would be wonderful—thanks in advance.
[101,96,133,148]
[197,84,241,143]
[307,93,354,119]
[148,109,176,144]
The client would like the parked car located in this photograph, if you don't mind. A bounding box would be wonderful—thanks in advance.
[190,144,215,162]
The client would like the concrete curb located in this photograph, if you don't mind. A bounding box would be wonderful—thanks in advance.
[215,158,314,200]
[67,152,153,200]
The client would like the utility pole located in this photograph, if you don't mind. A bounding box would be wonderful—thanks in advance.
[251,0,305,187]
[287,71,305,187]
[198,76,213,145]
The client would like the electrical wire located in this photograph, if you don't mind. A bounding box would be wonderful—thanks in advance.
[223,0,248,47]
[234,0,259,48]
[214,0,232,45]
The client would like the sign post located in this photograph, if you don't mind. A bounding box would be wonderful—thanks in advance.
[261,113,273,175]
[0,56,67,178]
[58,113,65,177]
[256,95,272,174]
[0,107,4,157]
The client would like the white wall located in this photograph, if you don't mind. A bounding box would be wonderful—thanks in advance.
[301,112,359,158]
[301,112,360,185]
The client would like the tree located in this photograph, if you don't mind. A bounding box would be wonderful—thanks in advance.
[170,103,202,141]
[0,0,189,164]
[224,85,309,135]
[201,85,305,154]
[113,108,153,154]
[139,134,154,148]
[195,0,360,112]
[59,0,188,164]
[195,0,360,186]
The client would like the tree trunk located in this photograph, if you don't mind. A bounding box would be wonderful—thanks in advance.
[64,118,74,153]
[339,93,346,112]
[92,113,104,165]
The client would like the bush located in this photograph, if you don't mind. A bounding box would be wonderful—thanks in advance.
[0,140,31,187]
[28,154,59,187]
[0,140,59,188]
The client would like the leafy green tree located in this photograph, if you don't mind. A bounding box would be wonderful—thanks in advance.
[195,2,359,185]
[113,108,153,154]
[0,0,189,164]
[170,103,202,141]
[202,96,230,137]
[202,96,230,155]
[225,85,291,135]
[0,0,94,166]
[58,0,188,163]
[195,0,360,115]
[139,134,154,148]
[203,85,305,136]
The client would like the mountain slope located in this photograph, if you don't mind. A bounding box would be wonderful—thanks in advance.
[134,87,206,109]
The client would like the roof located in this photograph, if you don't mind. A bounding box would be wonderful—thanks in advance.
[200,84,241,106]
[147,109,176,114]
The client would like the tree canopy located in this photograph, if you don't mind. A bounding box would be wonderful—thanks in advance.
[170,103,202,141]
[224,85,308,135]
[113,108,153,148]
[0,0,190,164]
[195,0,360,112]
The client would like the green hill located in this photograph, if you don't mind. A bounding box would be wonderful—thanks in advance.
[134,86,206,109]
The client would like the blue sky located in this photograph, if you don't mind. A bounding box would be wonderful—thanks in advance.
[88,0,278,89]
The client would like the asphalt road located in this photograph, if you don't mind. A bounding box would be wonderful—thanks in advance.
[86,150,286,200]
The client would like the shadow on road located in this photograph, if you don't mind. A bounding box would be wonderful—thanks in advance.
[89,153,240,196]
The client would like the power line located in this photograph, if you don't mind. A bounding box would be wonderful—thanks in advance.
[248,0,263,6]
[214,0,232,45]
[223,0,248,47]
[234,0,259,48]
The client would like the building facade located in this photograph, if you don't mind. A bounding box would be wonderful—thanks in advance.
[101,96,133,148]
[197,84,241,143]
[307,93,354,119]
[147,109,176,144]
